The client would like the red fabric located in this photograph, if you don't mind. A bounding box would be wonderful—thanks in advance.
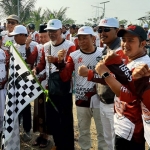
[26,46,38,68]
[35,33,40,43]
[66,45,76,61]
[35,47,46,73]
[0,50,9,88]
[59,56,74,82]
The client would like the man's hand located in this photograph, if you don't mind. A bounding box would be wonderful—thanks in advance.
[103,50,118,63]
[132,64,150,79]
[25,35,32,49]
[47,55,56,63]
[95,60,110,76]
[32,68,36,76]
[57,49,67,62]
[78,65,89,77]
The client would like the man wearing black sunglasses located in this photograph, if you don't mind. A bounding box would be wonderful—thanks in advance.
[2,14,19,51]
[96,17,121,150]
[78,17,121,150]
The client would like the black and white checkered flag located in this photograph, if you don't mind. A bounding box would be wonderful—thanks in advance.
[1,45,43,150]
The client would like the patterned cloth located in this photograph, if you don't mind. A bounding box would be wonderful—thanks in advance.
[1,45,43,150]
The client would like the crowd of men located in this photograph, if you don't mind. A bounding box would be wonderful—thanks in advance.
[0,14,150,150]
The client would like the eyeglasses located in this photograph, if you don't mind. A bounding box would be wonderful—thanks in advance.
[98,27,112,33]
[47,30,58,33]
[7,21,17,25]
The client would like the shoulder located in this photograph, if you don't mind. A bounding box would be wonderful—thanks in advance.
[64,39,75,47]
[30,41,38,46]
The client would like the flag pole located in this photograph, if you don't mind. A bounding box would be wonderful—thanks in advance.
[5,41,58,112]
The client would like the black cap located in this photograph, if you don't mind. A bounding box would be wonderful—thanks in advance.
[117,25,147,40]
[39,24,47,33]
[70,24,76,29]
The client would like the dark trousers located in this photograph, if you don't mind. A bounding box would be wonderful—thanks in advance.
[115,135,145,150]
[19,104,31,132]
[46,93,74,150]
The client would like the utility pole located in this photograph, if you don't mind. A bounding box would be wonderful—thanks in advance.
[91,5,104,22]
[100,1,110,18]
[17,0,20,20]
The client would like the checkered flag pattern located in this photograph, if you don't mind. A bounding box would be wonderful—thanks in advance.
[1,46,43,150]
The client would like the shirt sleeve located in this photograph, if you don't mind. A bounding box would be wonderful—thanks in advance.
[59,56,74,82]
[26,46,38,68]
[65,45,76,61]
[119,85,137,103]
[36,48,46,74]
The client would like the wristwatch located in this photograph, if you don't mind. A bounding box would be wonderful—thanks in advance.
[101,72,110,79]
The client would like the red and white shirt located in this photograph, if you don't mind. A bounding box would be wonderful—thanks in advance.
[0,48,9,89]
[60,47,103,107]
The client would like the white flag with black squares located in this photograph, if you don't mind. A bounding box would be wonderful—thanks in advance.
[1,46,43,150]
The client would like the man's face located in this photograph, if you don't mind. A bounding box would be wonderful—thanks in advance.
[98,26,118,45]
[62,26,66,33]
[14,34,26,44]
[121,32,145,59]
[78,34,94,51]
[70,27,75,34]
[7,19,18,32]
[39,32,50,45]
[47,29,61,43]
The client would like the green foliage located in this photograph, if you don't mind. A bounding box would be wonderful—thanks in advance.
[119,19,128,26]
[0,0,37,23]
[24,7,75,30]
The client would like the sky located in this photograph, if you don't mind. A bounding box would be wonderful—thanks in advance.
[35,0,150,25]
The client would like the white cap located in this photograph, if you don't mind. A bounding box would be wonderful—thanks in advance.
[9,25,28,35]
[98,18,119,28]
[143,24,148,28]
[44,19,62,30]
[77,26,94,35]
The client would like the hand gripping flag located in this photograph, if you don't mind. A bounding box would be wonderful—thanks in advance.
[1,43,44,150]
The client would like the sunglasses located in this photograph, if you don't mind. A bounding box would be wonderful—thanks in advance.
[7,21,17,25]
[98,27,112,33]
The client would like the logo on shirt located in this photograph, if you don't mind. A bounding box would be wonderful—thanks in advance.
[78,57,83,63]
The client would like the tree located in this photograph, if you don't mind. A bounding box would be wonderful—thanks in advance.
[119,19,128,26]
[44,7,75,25]
[25,7,45,30]
[137,11,150,27]
[0,0,36,23]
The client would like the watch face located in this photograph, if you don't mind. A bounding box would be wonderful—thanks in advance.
[102,72,110,78]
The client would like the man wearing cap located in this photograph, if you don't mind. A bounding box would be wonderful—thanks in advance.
[1,14,19,51]
[9,25,38,142]
[95,25,149,150]
[27,23,40,43]
[34,19,76,150]
[57,26,107,150]
[62,25,70,40]
[78,17,121,150]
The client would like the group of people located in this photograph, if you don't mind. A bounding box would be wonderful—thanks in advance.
[0,13,150,150]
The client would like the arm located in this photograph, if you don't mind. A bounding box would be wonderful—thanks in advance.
[95,61,137,103]
[65,45,76,61]
[26,46,38,68]
[78,65,108,84]
[35,48,46,74]
[59,56,74,82]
